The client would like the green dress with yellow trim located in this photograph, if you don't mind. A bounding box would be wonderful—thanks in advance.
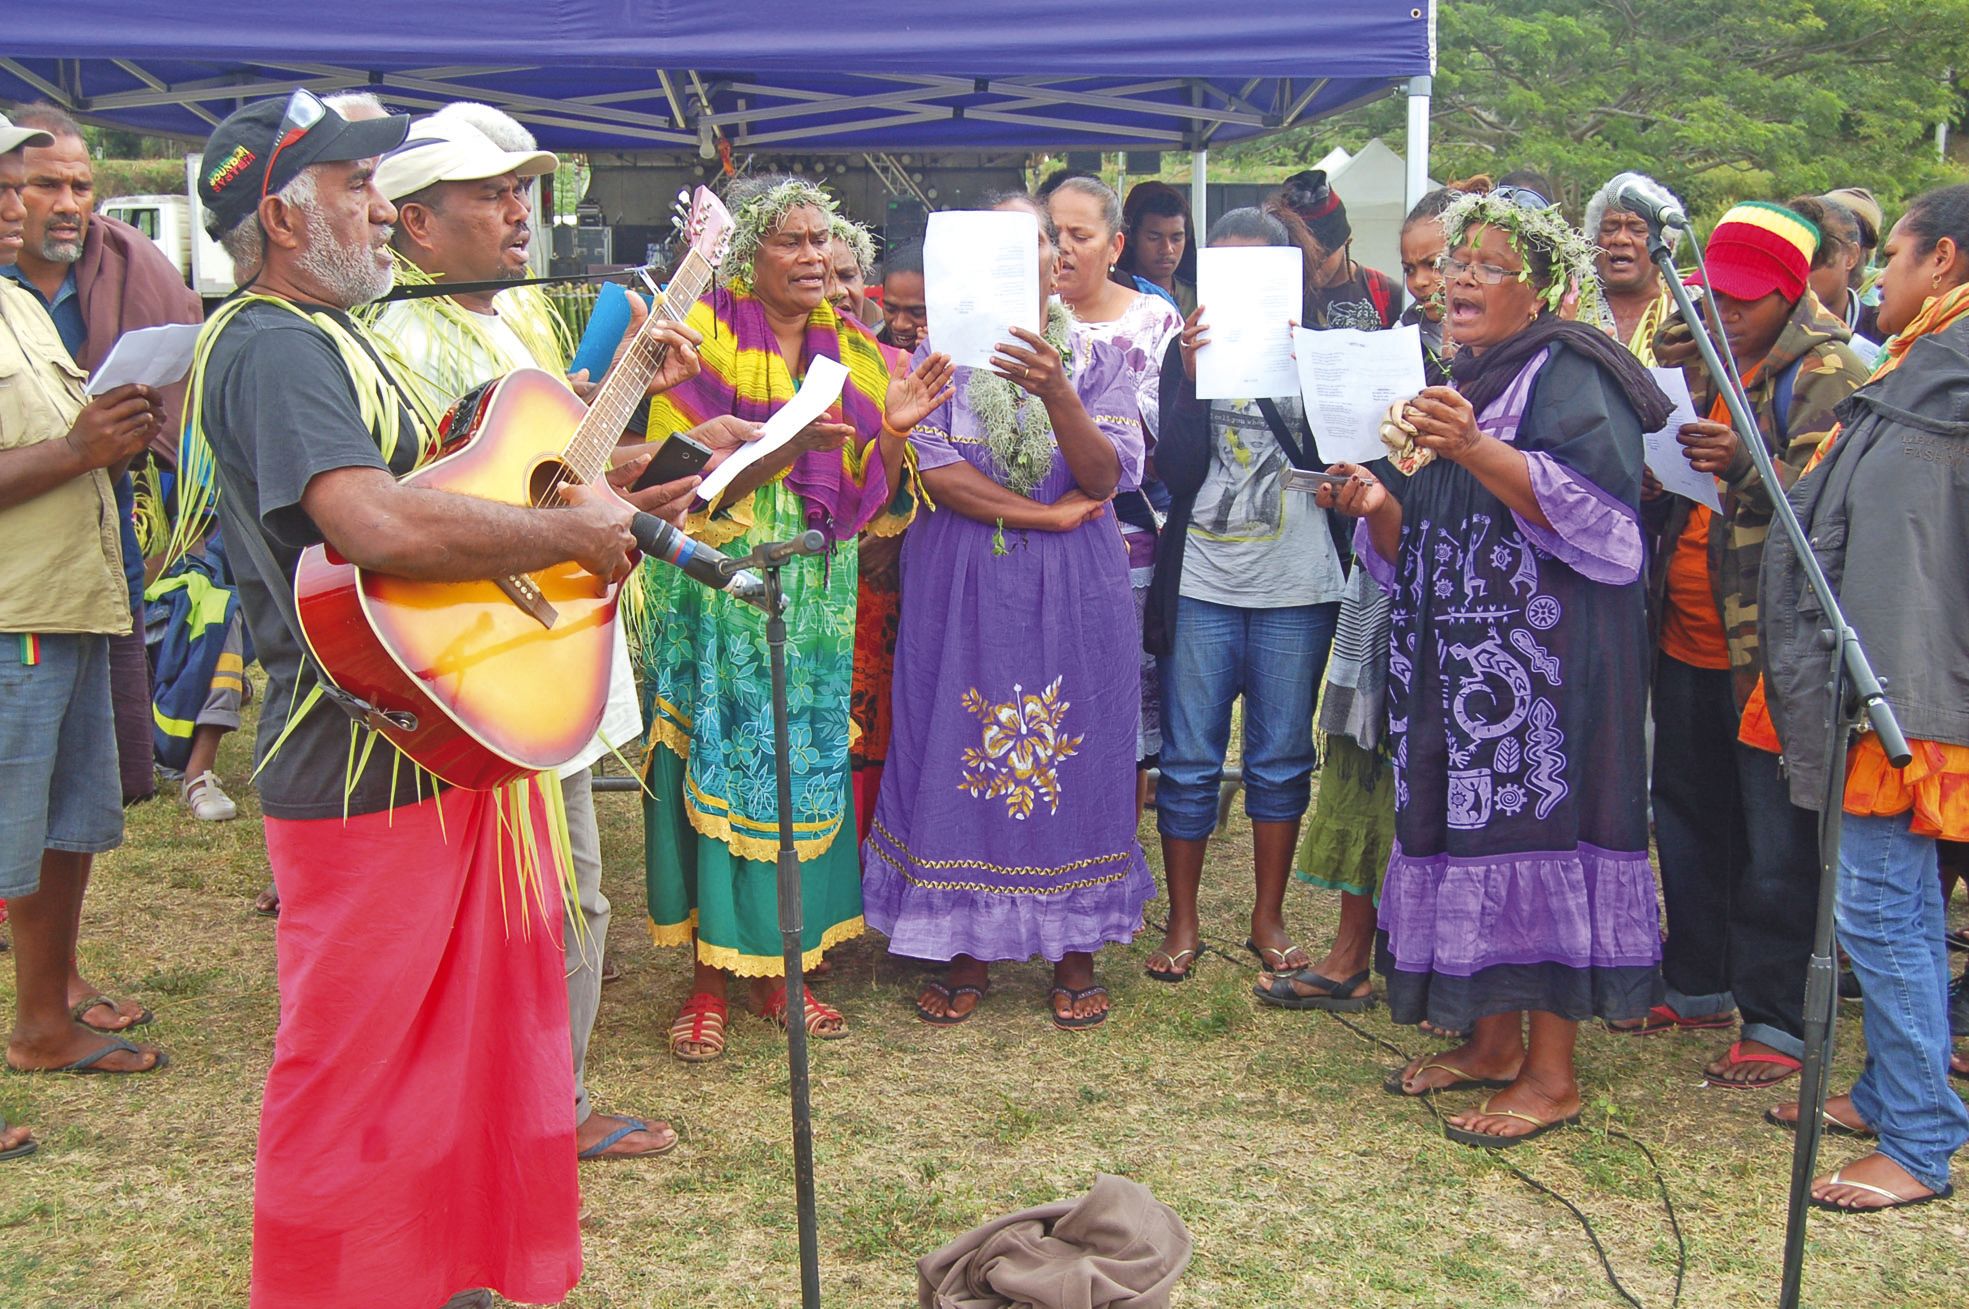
[637,284,912,976]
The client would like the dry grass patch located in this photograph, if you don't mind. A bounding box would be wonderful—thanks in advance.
[4,716,1967,1306]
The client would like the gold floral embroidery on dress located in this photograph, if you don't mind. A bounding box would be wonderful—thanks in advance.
[957,677,1085,820]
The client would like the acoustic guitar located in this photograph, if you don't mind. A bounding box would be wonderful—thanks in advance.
[294,186,733,790]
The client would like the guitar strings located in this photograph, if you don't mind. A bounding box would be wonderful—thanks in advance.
[532,249,710,511]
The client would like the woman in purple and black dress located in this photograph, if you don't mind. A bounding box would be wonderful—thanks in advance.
[1320,188,1671,1147]
[861,192,1153,1031]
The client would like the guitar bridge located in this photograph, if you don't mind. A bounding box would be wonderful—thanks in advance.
[495,573,559,628]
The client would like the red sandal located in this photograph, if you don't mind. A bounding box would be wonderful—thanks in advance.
[668,993,727,1062]
[1703,1040,1803,1090]
[759,984,848,1040]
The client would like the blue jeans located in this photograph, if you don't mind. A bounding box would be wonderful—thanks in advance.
[1155,597,1337,841]
[1837,811,1969,1192]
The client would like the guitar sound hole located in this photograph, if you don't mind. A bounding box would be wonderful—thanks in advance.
[528,459,580,509]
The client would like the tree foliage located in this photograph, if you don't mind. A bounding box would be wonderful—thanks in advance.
[1228,0,1969,222]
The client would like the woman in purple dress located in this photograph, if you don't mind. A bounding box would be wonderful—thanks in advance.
[1320,188,1672,1146]
[862,192,1154,1030]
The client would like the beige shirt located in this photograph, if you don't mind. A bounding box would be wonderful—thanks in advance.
[0,278,129,634]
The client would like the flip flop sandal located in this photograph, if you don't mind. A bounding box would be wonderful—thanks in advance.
[1145,948,1198,984]
[1382,1061,1514,1097]
[1810,1170,1956,1213]
[12,1036,169,1077]
[1762,1106,1876,1139]
[72,996,154,1032]
[668,993,728,1062]
[1253,967,1373,1012]
[253,884,281,918]
[1604,1003,1735,1036]
[1,1117,35,1163]
[599,954,621,986]
[578,1116,678,1161]
[1702,1041,1802,1090]
[762,985,849,1040]
[1244,938,1311,972]
[1951,1054,1968,1082]
[1946,928,1969,953]
[915,980,988,1026]
[1050,985,1109,1031]
[1443,1101,1581,1149]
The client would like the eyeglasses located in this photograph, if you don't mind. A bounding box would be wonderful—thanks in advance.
[261,88,328,202]
[1438,255,1524,285]
[1489,184,1554,212]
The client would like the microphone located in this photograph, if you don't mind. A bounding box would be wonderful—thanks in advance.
[1607,172,1687,233]
[629,512,769,610]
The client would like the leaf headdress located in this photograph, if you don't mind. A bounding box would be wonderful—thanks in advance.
[1438,189,1602,316]
[723,175,841,287]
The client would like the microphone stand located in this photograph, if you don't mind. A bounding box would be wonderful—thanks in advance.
[716,527,829,1309]
[1640,219,1911,1309]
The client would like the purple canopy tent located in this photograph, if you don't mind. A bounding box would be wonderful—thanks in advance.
[0,1,1438,225]
[1,7,1435,1305]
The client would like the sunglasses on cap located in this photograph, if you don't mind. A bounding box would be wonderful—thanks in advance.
[262,88,328,202]
[1488,184,1554,212]
[1280,170,1332,214]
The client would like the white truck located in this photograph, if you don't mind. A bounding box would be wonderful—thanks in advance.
[98,155,237,305]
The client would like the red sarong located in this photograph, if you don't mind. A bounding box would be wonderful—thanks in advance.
[252,787,581,1308]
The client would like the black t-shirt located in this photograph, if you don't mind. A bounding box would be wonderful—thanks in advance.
[199,300,426,820]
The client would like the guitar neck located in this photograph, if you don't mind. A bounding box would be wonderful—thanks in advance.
[559,250,715,485]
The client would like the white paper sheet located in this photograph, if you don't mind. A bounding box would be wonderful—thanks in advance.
[923,209,1041,370]
[84,322,203,396]
[1292,324,1426,465]
[1642,367,1723,512]
[1193,245,1303,399]
[692,355,851,507]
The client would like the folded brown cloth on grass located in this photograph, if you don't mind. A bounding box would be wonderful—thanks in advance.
[917,1174,1193,1309]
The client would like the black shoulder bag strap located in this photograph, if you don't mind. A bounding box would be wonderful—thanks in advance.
[1253,396,1356,571]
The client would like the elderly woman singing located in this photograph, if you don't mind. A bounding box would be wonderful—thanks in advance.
[1320,188,1673,1147]
[636,175,951,1060]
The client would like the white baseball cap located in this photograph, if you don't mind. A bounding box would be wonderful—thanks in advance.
[375,114,557,202]
[0,111,55,155]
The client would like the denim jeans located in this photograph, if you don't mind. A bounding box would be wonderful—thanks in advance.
[1652,654,1819,1057]
[1155,597,1337,841]
[1837,811,1969,1193]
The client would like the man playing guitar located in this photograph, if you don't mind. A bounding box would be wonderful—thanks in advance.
[190,93,645,1309]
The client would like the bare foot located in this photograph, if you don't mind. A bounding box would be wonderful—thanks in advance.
[1702,1038,1802,1088]
[7,1025,167,1074]
[1811,1151,1945,1210]
[1444,1071,1582,1142]
[577,1111,677,1160]
[254,883,280,917]
[1392,1041,1523,1096]
[1766,1093,1873,1136]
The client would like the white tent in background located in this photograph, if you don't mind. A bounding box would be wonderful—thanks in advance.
[1322,137,1436,288]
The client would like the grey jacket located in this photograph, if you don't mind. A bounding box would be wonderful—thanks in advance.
[1761,317,1969,809]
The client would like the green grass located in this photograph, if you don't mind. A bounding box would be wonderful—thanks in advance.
[4,704,1968,1307]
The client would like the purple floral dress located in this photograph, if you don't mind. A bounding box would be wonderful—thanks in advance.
[860,340,1155,962]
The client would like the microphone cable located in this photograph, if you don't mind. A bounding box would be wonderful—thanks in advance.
[1146,917,1687,1309]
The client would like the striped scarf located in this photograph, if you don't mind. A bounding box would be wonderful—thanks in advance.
[646,282,899,542]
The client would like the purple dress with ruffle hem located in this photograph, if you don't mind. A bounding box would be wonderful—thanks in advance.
[861,341,1155,963]
[1358,343,1663,1030]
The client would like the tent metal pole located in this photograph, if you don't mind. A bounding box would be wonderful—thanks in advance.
[1403,74,1431,217]
[1191,148,1208,236]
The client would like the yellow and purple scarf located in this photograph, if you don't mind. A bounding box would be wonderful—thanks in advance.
[646,282,900,542]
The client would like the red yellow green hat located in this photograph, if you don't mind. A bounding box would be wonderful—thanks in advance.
[1690,202,1820,303]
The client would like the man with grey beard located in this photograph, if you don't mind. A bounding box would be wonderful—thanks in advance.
[193,93,652,1309]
